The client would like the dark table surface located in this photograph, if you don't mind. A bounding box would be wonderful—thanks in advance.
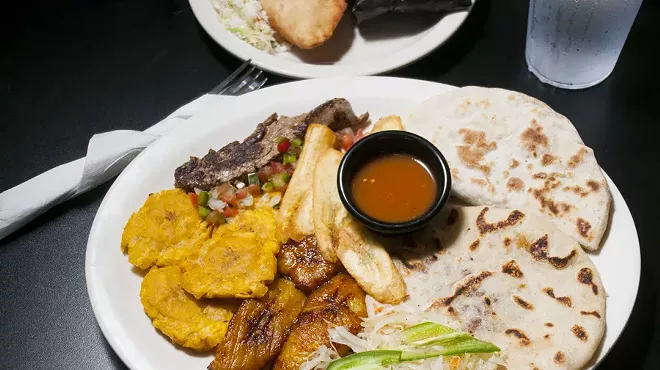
[1,0,658,369]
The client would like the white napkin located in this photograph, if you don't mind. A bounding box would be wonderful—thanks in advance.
[0,94,234,241]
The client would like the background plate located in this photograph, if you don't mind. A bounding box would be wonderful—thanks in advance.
[86,77,640,370]
[189,0,472,78]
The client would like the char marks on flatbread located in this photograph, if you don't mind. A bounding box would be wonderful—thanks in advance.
[406,86,611,250]
[380,206,605,370]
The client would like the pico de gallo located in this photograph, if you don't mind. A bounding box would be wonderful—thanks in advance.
[190,125,366,225]
[335,127,366,152]
[189,136,303,224]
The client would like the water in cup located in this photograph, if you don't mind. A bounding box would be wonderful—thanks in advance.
[526,0,643,89]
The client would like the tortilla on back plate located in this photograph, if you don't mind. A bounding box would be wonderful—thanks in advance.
[405,87,611,251]
[386,206,605,370]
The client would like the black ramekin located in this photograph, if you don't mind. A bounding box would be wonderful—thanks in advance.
[337,130,451,235]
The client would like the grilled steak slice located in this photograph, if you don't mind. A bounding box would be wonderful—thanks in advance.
[174,98,368,191]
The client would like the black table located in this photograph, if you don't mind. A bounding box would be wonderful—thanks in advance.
[1,0,658,369]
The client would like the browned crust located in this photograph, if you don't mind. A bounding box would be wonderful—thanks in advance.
[455,129,497,175]
[520,120,549,152]
[578,268,599,295]
[476,207,525,235]
[580,310,601,318]
[576,218,593,240]
[543,288,573,307]
[507,177,525,192]
[430,271,494,309]
[505,328,531,346]
[568,147,589,168]
[571,325,588,341]
[512,295,534,310]
[502,260,524,278]
[527,234,578,269]
[541,153,556,166]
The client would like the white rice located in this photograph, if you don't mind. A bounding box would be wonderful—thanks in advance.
[209,0,290,53]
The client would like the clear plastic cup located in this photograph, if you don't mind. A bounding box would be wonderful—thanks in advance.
[525,0,643,89]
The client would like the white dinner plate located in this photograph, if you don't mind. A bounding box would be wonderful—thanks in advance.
[86,77,641,370]
[189,0,472,78]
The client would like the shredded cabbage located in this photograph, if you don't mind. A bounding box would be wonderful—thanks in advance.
[209,0,290,53]
[302,304,508,370]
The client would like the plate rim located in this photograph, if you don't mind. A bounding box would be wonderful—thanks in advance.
[85,77,641,370]
[188,0,473,78]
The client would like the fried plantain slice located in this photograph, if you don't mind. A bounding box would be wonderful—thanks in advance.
[121,189,210,270]
[140,266,236,351]
[311,149,346,263]
[273,273,367,370]
[311,149,407,304]
[277,235,342,293]
[279,124,336,242]
[209,279,306,370]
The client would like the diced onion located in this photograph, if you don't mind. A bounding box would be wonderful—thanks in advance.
[194,187,203,195]
[236,182,246,189]
[208,198,227,211]
[268,194,281,207]
[239,194,254,207]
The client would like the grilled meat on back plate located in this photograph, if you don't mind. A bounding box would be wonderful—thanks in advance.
[175,98,368,191]
[273,273,367,370]
[209,279,306,370]
[277,236,342,293]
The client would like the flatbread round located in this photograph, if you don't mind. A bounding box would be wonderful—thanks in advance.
[390,206,606,370]
[405,87,611,250]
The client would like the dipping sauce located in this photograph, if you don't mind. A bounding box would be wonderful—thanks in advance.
[351,154,437,223]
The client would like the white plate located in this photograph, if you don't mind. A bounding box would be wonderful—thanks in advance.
[86,77,641,370]
[189,0,472,78]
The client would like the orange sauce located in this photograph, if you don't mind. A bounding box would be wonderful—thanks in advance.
[351,154,436,223]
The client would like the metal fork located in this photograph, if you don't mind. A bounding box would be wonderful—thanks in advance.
[209,59,268,96]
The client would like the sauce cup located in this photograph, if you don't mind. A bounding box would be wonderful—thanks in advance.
[337,131,451,235]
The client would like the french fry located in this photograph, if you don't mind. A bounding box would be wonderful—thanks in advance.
[279,124,336,242]
[312,149,345,263]
[290,193,315,238]
[312,148,407,304]
[371,115,404,133]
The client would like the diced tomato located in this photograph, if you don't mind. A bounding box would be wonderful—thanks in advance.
[277,139,291,153]
[223,206,239,218]
[247,184,261,197]
[188,192,198,209]
[335,128,356,151]
[339,133,354,151]
[271,161,285,174]
[258,165,273,183]
[219,192,238,207]
[354,128,366,142]
[235,187,248,199]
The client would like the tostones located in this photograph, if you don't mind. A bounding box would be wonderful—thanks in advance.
[180,207,280,299]
[121,189,210,269]
[140,265,237,351]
